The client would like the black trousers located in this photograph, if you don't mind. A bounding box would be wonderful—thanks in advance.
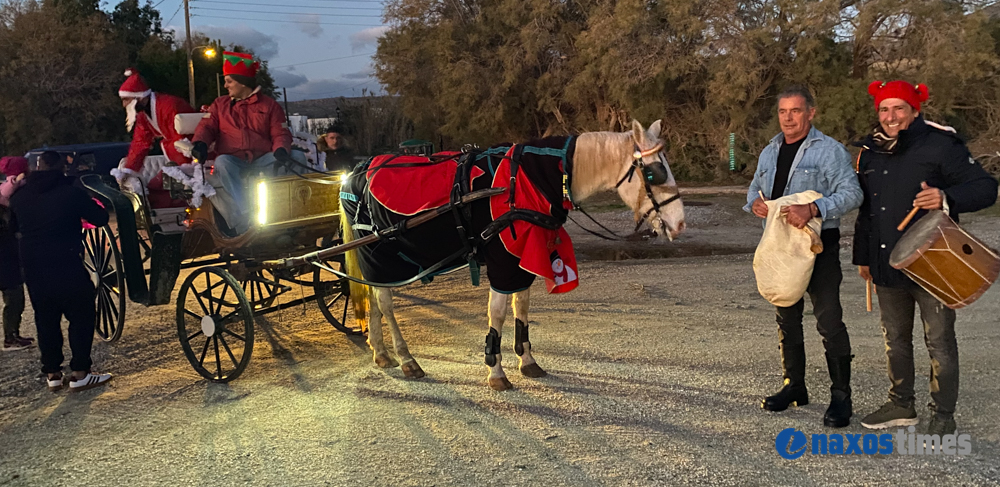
[776,228,852,357]
[26,275,96,374]
[2,285,25,341]
[877,285,958,416]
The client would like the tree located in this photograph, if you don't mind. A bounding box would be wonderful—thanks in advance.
[0,0,126,154]
[110,0,168,64]
[376,0,1000,181]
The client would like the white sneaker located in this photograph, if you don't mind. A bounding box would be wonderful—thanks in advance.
[47,375,66,392]
[68,372,113,392]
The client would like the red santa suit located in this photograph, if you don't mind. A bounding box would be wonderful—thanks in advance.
[117,69,198,208]
[118,69,197,174]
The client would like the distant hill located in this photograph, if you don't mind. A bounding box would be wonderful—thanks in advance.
[284,96,393,119]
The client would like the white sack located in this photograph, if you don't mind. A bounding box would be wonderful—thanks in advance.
[753,190,825,307]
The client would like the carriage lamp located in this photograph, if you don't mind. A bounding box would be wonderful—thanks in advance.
[340,173,348,184]
[257,180,268,225]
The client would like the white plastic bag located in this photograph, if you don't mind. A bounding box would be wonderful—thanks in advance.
[753,190,825,307]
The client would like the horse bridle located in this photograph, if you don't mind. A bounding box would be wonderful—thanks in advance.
[614,140,682,233]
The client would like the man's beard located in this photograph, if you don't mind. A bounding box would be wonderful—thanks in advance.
[125,99,138,132]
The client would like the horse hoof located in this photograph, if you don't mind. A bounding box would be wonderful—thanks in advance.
[488,377,513,391]
[520,363,548,378]
[374,353,399,368]
[401,361,425,379]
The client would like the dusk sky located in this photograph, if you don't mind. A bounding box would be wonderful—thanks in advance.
[153,0,389,101]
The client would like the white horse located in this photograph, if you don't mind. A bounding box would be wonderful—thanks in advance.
[342,120,686,390]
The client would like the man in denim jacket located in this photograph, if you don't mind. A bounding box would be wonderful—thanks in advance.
[744,86,863,428]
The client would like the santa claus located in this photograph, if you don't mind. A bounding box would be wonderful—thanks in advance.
[114,68,197,191]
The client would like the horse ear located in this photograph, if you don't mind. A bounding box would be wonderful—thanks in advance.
[631,120,645,142]
[647,119,662,140]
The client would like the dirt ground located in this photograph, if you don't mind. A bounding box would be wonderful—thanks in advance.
[1,191,1000,486]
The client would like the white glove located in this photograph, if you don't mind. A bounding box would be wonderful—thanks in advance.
[117,174,142,194]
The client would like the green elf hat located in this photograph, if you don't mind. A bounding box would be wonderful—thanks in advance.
[222,51,259,78]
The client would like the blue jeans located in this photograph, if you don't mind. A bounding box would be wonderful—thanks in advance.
[213,151,307,233]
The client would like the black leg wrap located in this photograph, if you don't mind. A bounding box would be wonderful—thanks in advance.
[514,318,530,356]
[484,328,501,367]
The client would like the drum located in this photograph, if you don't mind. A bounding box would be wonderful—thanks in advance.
[890,210,1000,309]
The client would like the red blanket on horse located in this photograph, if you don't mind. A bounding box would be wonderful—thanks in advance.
[367,153,485,216]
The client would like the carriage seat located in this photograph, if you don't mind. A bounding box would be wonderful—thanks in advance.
[174,112,208,136]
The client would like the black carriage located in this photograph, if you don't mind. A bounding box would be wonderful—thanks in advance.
[79,162,359,383]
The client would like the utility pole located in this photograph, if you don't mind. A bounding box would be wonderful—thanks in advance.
[185,0,195,106]
[283,88,291,126]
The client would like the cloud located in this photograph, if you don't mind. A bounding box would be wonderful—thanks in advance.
[350,26,389,52]
[342,67,374,80]
[284,77,383,101]
[190,24,279,60]
[272,69,309,89]
[291,14,324,38]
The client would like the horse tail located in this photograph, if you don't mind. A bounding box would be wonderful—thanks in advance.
[340,210,369,331]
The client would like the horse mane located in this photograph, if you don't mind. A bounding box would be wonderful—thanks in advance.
[571,131,633,202]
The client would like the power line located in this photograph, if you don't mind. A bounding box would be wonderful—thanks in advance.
[271,52,376,69]
[195,0,383,10]
[165,3,184,24]
[192,6,382,17]
[192,14,383,26]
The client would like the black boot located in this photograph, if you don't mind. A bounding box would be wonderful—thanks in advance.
[762,343,808,411]
[823,353,853,428]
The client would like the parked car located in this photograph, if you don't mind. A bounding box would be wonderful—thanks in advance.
[24,142,131,177]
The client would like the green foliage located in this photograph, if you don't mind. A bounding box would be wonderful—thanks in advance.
[0,0,279,155]
[376,0,1000,181]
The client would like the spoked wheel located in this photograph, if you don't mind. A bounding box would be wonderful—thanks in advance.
[176,267,254,382]
[241,269,283,310]
[83,225,126,342]
[313,251,362,335]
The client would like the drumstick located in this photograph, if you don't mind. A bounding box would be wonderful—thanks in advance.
[897,206,920,231]
[758,190,766,201]
[866,279,872,312]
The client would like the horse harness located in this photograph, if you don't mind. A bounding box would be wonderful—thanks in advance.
[613,140,682,234]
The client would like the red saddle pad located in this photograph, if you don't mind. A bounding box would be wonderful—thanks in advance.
[367,152,485,216]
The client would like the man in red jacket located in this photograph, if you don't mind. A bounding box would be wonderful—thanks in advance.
[115,69,197,191]
[192,51,305,234]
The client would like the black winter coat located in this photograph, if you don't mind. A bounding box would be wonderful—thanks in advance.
[9,170,109,288]
[0,206,21,289]
[852,116,998,288]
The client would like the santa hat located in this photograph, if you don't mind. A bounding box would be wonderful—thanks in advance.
[223,51,259,88]
[119,68,152,99]
[0,156,28,178]
[868,80,929,112]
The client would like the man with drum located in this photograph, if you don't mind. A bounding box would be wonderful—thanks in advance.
[191,51,306,235]
[854,81,997,435]
[745,85,862,428]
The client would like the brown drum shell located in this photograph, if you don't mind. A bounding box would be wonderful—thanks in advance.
[890,210,1000,309]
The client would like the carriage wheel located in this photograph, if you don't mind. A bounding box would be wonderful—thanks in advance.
[83,225,126,343]
[176,267,254,382]
[313,251,362,335]
[241,269,282,310]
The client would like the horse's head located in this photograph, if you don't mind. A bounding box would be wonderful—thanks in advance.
[615,120,685,240]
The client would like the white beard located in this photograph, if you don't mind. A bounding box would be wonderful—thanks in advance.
[125,99,138,132]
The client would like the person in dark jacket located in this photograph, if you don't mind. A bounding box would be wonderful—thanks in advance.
[853,81,998,435]
[9,151,113,391]
[317,123,355,173]
[0,156,32,351]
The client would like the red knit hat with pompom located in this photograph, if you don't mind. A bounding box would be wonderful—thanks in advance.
[868,80,929,111]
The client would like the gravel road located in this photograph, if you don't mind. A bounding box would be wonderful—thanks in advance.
[1,194,998,486]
